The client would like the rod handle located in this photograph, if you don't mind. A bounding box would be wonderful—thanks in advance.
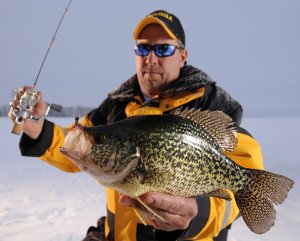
[11,122,24,135]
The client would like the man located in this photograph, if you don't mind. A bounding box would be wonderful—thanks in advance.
[9,10,264,241]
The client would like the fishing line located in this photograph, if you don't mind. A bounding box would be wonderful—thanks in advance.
[33,0,73,88]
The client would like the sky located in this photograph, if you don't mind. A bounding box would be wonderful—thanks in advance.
[1,0,300,117]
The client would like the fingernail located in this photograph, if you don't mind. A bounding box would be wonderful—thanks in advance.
[143,195,154,204]
[120,196,131,206]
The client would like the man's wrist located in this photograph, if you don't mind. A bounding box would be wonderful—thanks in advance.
[23,119,45,139]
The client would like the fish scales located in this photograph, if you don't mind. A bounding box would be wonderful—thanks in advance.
[60,108,294,234]
[83,114,251,197]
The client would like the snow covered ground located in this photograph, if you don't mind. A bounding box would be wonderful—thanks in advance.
[0,117,299,241]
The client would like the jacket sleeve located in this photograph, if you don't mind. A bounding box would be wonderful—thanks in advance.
[38,121,81,172]
[176,130,264,240]
[19,116,91,172]
[19,98,111,173]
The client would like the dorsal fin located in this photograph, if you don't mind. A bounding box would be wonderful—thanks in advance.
[171,107,237,152]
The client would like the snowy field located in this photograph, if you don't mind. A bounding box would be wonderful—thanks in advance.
[0,117,299,241]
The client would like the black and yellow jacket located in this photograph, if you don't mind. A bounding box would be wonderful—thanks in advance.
[19,65,264,241]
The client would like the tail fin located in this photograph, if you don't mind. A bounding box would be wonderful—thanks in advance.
[236,169,294,234]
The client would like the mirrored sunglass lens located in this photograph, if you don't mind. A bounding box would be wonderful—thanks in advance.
[135,44,150,56]
[154,45,176,57]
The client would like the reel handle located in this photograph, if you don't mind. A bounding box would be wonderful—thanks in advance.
[50,103,63,112]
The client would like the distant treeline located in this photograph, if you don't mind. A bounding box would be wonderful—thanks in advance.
[0,105,95,117]
[1,105,299,118]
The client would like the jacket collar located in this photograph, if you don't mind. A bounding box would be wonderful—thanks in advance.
[108,65,215,100]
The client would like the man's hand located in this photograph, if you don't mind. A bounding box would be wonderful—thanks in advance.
[8,86,47,139]
[119,192,198,231]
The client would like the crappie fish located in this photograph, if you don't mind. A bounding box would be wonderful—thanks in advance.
[60,108,294,234]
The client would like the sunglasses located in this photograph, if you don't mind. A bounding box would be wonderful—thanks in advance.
[134,44,183,57]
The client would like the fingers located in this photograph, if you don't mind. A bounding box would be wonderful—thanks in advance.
[119,193,134,207]
[149,213,189,231]
[8,86,29,120]
[147,193,196,231]
[141,192,196,216]
[9,86,31,109]
[7,86,46,138]
[119,192,198,231]
[8,103,16,121]
[151,218,175,231]
[14,86,33,102]
[35,91,47,111]
[8,91,24,120]
[9,87,46,113]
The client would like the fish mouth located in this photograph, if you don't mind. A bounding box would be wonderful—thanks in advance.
[60,147,139,184]
[60,147,82,161]
[60,147,90,173]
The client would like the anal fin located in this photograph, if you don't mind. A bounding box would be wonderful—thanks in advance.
[132,197,166,225]
[133,205,147,225]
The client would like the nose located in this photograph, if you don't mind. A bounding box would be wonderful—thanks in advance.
[145,49,159,65]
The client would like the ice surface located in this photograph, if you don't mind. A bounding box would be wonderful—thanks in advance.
[0,117,298,241]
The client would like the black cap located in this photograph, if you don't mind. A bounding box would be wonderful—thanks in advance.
[133,10,185,46]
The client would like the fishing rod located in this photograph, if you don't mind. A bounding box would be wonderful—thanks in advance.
[11,0,73,135]
[34,0,73,87]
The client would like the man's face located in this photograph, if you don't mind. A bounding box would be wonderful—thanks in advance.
[135,24,187,98]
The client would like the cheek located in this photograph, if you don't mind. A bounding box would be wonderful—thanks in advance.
[161,60,181,81]
[135,57,143,77]
[135,56,142,70]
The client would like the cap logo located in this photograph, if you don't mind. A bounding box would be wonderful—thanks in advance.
[148,12,173,21]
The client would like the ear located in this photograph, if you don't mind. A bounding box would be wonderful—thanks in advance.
[179,49,188,68]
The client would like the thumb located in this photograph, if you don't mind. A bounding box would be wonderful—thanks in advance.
[35,91,47,112]
[119,194,133,207]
